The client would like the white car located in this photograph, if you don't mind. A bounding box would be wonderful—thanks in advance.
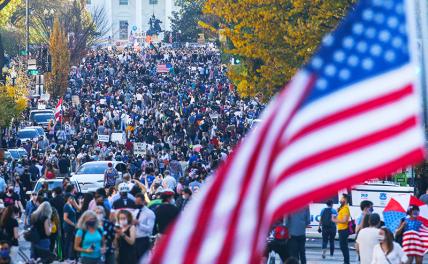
[71,161,126,193]
[17,128,40,142]
[26,178,81,196]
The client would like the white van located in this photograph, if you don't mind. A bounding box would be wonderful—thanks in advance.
[306,180,414,237]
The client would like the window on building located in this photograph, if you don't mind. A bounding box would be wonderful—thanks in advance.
[86,0,91,4]
[119,0,128,5]
[149,0,158,4]
[119,20,128,39]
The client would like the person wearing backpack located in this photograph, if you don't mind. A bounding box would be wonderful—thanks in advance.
[74,211,105,264]
[266,217,288,262]
[318,200,337,259]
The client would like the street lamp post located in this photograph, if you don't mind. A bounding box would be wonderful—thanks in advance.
[25,0,29,54]
[10,68,17,86]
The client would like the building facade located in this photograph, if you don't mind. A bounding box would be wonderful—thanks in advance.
[86,0,180,41]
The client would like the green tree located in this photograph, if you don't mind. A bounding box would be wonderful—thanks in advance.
[0,70,29,148]
[203,0,355,99]
[170,0,219,43]
[0,0,22,80]
[170,0,205,42]
[46,17,70,99]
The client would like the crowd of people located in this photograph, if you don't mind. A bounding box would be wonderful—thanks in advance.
[0,43,265,263]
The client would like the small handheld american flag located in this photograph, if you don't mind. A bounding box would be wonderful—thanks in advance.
[149,0,425,263]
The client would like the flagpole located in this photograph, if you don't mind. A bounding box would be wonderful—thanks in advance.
[415,0,428,196]
[416,0,428,137]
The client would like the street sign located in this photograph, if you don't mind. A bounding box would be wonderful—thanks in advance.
[28,59,37,70]
[132,25,137,31]
[27,69,39,75]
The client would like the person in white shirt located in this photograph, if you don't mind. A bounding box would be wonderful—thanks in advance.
[371,227,407,264]
[356,213,381,264]
[162,170,177,190]
[133,193,155,260]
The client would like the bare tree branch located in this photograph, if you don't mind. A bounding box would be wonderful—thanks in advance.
[0,0,12,11]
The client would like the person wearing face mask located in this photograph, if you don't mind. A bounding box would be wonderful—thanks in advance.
[333,194,351,264]
[0,241,10,264]
[372,227,407,264]
[0,186,23,213]
[176,187,192,211]
[115,210,137,264]
[355,213,380,264]
[133,193,155,260]
[356,200,374,234]
[63,194,78,261]
[24,193,42,228]
[0,206,19,261]
[396,206,424,264]
[112,183,136,210]
[95,206,115,264]
[154,189,179,234]
[74,211,105,264]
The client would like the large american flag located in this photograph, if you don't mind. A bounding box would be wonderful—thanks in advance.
[149,0,425,263]
[156,64,172,73]
[54,97,63,122]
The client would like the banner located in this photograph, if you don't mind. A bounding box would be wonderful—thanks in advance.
[97,134,110,142]
[111,132,125,144]
[72,96,80,107]
[134,142,147,156]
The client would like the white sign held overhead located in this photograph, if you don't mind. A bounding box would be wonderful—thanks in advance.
[98,134,110,142]
[111,132,125,144]
[134,142,146,156]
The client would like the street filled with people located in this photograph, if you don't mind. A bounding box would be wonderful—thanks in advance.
[0,44,265,263]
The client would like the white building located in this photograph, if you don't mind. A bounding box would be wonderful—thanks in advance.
[85,0,180,41]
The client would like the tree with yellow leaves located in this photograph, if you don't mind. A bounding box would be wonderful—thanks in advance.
[0,70,28,147]
[46,17,70,99]
[202,0,355,99]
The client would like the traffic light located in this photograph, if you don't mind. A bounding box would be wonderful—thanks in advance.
[230,57,241,65]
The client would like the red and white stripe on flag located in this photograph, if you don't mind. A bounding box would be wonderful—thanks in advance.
[54,97,63,122]
[157,64,169,73]
[402,225,428,256]
[148,0,426,263]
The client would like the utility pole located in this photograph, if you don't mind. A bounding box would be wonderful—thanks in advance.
[25,0,29,54]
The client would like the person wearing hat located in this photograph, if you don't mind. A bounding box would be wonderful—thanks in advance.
[154,188,179,234]
[112,183,136,210]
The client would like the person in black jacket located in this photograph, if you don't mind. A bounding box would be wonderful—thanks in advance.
[155,189,179,234]
[58,155,70,178]
[112,183,135,210]
[176,187,192,211]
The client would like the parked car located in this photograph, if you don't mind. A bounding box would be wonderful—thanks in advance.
[17,128,40,142]
[29,109,54,121]
[71,161,126,193]
[26,178,81,196]
[25,126,46,138]
[31,113,55,129]
[5,148,28,161]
